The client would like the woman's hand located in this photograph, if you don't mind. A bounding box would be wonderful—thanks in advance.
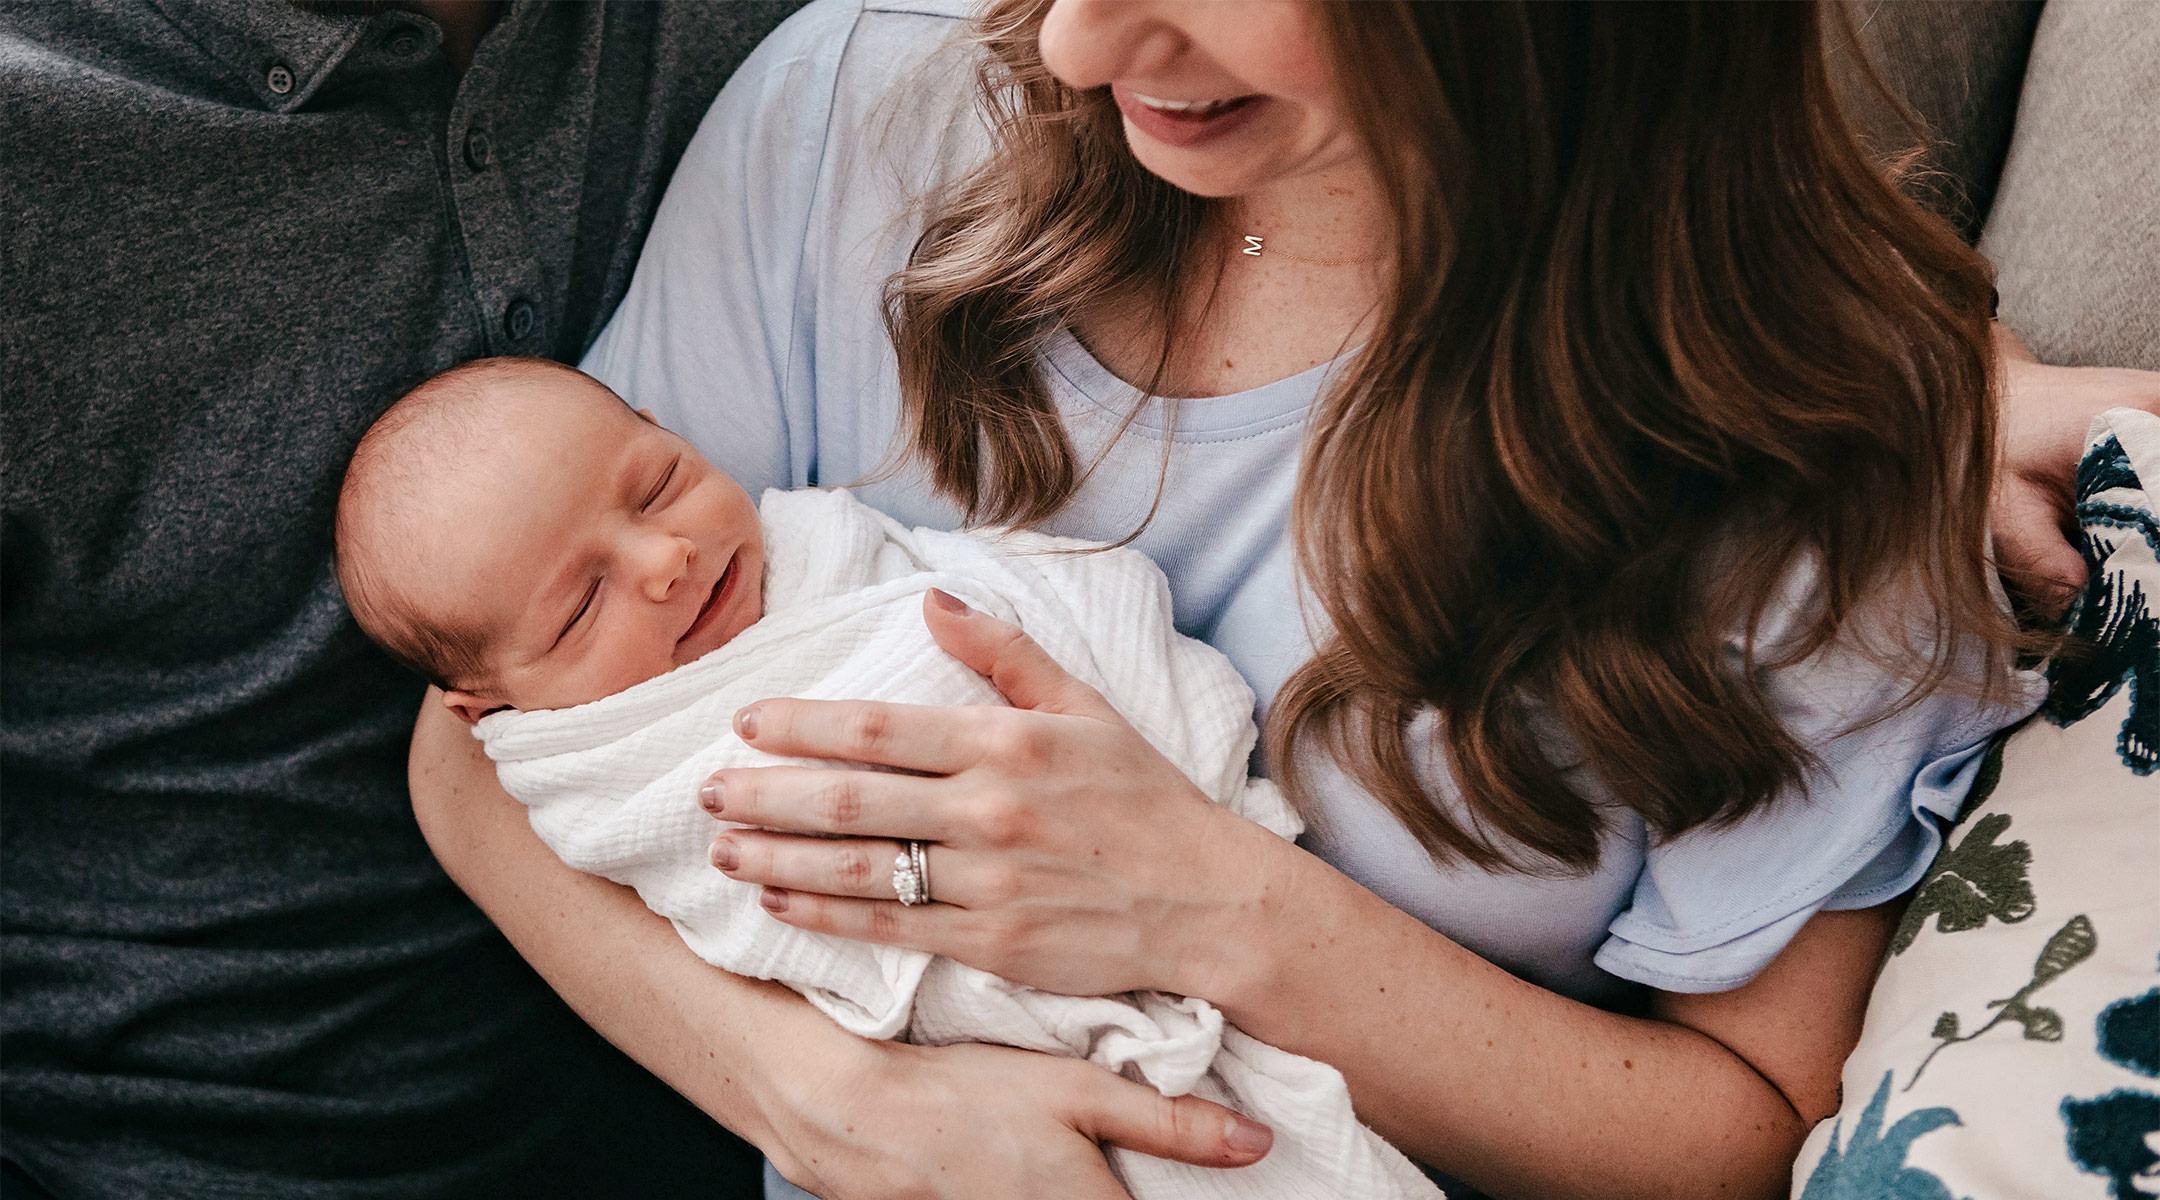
[1992,323,2160,617]
[699,589,1291,1002]
[761,1035,1274,1200]
[410,694,1274,1200]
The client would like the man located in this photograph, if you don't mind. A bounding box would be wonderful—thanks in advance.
[1,2,800,1195]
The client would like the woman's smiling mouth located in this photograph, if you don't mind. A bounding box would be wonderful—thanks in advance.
[1112,84,1262,149]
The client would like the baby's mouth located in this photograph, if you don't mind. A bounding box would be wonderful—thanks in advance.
[680,554,737,648]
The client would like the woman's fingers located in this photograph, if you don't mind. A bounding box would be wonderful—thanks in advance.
[703,763,960,840]
[1060,1063,1275,1170]
[749,884,964,955]
[712,830,910,899]
[732,696,984,775]
[1990,472,2086,620]
[921,588,1127,720]
[712,829,986,905]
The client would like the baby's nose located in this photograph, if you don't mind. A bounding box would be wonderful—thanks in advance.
[639,535,696,603]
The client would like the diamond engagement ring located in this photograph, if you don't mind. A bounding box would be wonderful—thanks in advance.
[893,840,931,906]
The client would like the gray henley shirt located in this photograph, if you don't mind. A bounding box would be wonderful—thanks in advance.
[1,2,801,1195]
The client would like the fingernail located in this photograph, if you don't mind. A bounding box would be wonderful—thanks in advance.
[929,587,970,615]
[710,838,738,871]
[735,704,759,739]
[759,888,789,913]
[1224,1116,1273,1157]
[698,780,724,813]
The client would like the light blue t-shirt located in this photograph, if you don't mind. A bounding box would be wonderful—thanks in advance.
[583,0,2043,1005]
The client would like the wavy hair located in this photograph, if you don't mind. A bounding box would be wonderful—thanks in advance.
[886,0,2022,871]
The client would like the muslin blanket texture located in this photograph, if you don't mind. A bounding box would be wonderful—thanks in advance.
[478,488,1441,1199]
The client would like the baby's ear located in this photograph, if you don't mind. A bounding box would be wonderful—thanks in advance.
[635,407,658,425]
[440,688,510,726]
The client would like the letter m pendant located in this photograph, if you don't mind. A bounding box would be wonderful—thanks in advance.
[1242,235,1264,257]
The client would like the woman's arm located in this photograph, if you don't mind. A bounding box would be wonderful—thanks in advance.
[1202,847,1894,1200]
[708,597,1894,1200]
[407,698,1274,1200]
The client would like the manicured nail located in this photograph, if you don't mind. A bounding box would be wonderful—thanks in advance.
[735,704,759,739]
[759,888,789,913]
[710,838,738,871]
[929,588,970,615]
[1224,1116,1273,1157]
[698,780,724,813]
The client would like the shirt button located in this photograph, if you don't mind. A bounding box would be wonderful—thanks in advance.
[387,29,423,56]
[463,129,492,171]
[266,64,294,95]
[504,299,538,341]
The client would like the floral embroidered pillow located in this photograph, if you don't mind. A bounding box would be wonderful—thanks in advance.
[1793,408,2160,1200]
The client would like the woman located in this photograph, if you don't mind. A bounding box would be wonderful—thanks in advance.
[413,1,2139,1197]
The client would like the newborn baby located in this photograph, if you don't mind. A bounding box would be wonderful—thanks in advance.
[335,356,769,721]
[336,358,1441,1200]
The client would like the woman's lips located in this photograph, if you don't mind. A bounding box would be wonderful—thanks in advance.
[1111,84,1262,150]
[679,553,738,649]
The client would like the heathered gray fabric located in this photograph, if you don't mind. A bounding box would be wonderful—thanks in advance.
[1979,0,2160,370]
[0,2,799,1196]
[1845,0,2158,369]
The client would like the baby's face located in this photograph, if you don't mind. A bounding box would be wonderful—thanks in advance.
[424,387,765,716]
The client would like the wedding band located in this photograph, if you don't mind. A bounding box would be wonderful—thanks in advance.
[893,843,928,907]
[910,839,931,905]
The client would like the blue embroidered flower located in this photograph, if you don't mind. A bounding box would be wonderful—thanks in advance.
[1800,1072,1965,1200]
[2062,1089,2160,1199]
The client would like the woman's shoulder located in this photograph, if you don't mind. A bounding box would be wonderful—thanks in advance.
[581,0,987,493]
[688,0,982,183]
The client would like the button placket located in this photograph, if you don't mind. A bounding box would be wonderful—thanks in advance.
[447,134,547,353]
[440,5,551,356]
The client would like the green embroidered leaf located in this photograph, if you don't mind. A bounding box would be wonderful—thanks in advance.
[1890,812,2035,955]
[2033,915,2098,987]
[1910,914,2098,1087]
[2005,1002,2063,1042]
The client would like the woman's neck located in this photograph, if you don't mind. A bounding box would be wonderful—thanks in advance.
[1074,160,1391,401]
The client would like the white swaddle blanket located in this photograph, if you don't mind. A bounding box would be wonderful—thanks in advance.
[477,488,1441,1200]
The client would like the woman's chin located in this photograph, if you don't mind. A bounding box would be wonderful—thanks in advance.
[1121,136,1272,199]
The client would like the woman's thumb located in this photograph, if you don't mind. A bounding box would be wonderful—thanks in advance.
[922,588,1122,720]
[1064,1068,1274,1169]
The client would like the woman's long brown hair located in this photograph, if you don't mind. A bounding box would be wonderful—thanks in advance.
[887,1,2021,872]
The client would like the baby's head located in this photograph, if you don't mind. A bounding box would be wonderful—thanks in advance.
[336,357,765,722]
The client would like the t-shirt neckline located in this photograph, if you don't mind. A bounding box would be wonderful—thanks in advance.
[1041,326,1349,438]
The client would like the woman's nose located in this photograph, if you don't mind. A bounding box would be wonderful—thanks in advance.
[635,532,696,603]
[1039,0,1185,92]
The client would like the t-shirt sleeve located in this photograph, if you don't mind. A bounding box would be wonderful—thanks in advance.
[1593,573,2046,994]
[579,0,866,495]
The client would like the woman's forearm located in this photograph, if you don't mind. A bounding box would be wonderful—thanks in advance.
[1203,823,1871,1200]
[408,697,820,1152]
